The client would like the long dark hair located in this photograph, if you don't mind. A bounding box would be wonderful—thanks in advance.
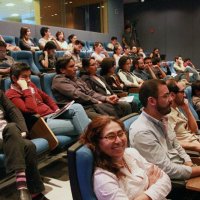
[80,115,127,178]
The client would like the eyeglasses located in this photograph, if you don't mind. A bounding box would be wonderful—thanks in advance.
[100,130,126,142]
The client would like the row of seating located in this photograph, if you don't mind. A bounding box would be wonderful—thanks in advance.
[2,35,110,52]
[8,50,114,74]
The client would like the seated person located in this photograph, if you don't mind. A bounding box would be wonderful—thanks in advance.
[123,46,131,57]
[100,57,126,92]
[166,80,200,152]
[0,40,15,76]
[19,27,39,52]
[138,47,146,58]
[174,56,200,82]
[81,57,138,111]
[38,27,60,50]
[0,35,21,52]
[52,57,132,119]
[80,115,171,200]
[150,48,160,60]
[133,57,157,80]
[129,46,139,60]
[130,79,200,182]
[106,36,119,51]
[6,62,90,139]
[67,34,77,51]
[39,41,57,72]
[192,80,200,117]
[113,44,122,67]
[91,42,109,65]
[0,90,48,200]
[118,56,143,88]
[64,40,84,69]
[144,57,166,79]
[55,31,68,50]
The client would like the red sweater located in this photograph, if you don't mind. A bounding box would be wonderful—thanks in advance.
[6,82,59,116]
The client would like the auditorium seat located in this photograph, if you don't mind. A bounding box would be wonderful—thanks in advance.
[86,41,95,51]
[10,50,40,74]
[33,50,44,72]
[2,35,16,45]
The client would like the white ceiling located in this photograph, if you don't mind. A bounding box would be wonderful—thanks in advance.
[0,0,34,21]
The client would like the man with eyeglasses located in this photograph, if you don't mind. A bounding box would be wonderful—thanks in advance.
[166,79,200,152]
[129,79,200,184]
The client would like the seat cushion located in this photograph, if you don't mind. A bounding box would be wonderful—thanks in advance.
[31,138,49,155]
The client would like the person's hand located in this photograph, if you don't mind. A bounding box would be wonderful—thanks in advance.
[97,101,102,104]
[180,99,190,112]
[147,165,162,187]
[50,36,56,41]
[44,51,48,57]
[106,95,119,104]
[184,161,193,167]
[17,78,28,90]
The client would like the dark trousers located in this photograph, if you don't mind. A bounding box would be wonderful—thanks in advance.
[2,123,45,194]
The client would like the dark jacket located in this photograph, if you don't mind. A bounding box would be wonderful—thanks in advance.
[81,74,114,96]
[0,90,28,143]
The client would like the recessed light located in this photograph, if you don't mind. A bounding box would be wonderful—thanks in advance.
[69,1,72,4]
[11,13,19,17]
[6,3,15,6]
[54,14,58,16]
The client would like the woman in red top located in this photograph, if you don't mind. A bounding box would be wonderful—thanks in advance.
[6,63,90,137]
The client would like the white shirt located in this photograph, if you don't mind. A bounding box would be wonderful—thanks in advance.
[56,40,68,50]
[38,38,51,48]
[91,52,105,62]
[94,148,171,200]
[0,110,7,139]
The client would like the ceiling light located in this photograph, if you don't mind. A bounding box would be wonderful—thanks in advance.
[11,13,19,17]
[24,0,32,3]
[6,3,15,6]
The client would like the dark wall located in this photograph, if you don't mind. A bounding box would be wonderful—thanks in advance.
[124,0,200,66]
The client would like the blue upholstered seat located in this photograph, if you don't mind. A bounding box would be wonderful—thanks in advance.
[33,50,44,72]
[2,35,16,45]
[40,73,56,100]
[31,138,49,155]
[10,51,40,74]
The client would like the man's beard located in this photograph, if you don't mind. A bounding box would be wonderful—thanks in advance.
[156,103,171,115]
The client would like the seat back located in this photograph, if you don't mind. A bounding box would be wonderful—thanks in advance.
[10,51,40,74]
[86,41,95,51]
[1,75,41,91]
[184,86,199,120]
[33,50,44,71]
[68,141,97,200]
[56,51,65,58]
[40,73,56,100]
[2,35,16,45]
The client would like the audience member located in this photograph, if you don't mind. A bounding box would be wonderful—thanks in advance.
[67,34,77,51]
[0,40,15,76]
[0,90,47,200]
[145,57,166,79]
[130,79,200,181]
[64,40,84,69]
[0,35,21,51]
[150,48,160,60]
[38,27,60,50]
[6,63,90,139]
[100,57,126,92]
[19,27,39,52]
[106,36,118,51]
[123,46,131,57]
[192,80,200,117]
[137,47,146,58]
[80,115,171,200]
[174,56,200,82]
[166,80,200,152]
[55,31,68,50]
[113,44,122,67]
[133,57,157,80]
[39,41,57,72]
[118,56,143,88]
[91,42,109,64]
[130,46,139,60]
[122,24,135,48]
[52,57,132,119]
